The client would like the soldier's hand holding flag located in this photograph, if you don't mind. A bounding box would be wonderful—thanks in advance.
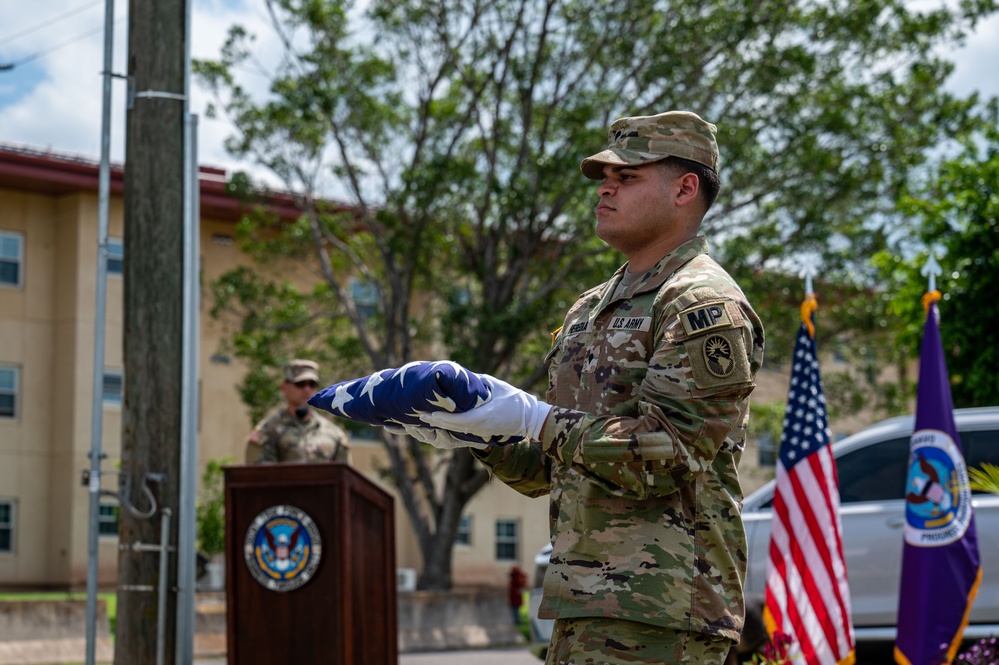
[419,373,551,441]
[384,423,490,451]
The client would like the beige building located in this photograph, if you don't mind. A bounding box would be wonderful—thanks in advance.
[0,142,880,593]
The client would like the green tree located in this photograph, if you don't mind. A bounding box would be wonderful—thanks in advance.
[728,268,914,419]
[195,0,997,588]
[875,105,999,407]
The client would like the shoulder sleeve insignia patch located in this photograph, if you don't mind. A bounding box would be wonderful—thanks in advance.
[703,334,735,377]
[685,327,754,390]
[679,302,733,337]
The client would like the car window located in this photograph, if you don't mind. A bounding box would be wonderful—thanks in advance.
[836,437,910,504]
[963,429,999,494]
[748,426,998,510]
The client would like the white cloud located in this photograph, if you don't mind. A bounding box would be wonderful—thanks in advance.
[0,0,122,157]
[944,13,999,100]
[0,0,279,178]
[189,0,280,179]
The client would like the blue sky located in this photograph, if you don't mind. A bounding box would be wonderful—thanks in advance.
[1,0,997,180]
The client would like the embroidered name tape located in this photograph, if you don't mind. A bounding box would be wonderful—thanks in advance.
[609,316,651,332]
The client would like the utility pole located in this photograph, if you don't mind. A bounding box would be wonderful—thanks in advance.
[115,0,186,662]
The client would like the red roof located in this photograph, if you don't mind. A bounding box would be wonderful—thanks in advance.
[0,142,329,222]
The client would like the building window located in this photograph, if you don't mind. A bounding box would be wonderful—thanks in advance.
[98,502,119,537]
[107,238,124,275]
[495,519,519,561]
[103,370,123,406]
[0,231,23,288]
[455,515,472,546]
[0,366,18,419]
[0,500,14,553]
[350,277,379,320]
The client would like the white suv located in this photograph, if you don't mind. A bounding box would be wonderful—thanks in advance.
[743,406,999,640]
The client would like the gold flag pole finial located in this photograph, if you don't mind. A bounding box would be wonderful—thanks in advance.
[800,260,818,338]
[920,253,942,314]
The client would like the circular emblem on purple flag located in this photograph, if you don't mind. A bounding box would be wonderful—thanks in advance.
[244,504,322,591]
[903,429,973,547]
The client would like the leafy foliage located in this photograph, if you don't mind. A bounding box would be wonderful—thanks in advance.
[874,105,999,407]
[194,0,998,588]
[195,457,235,557]
[969,462,999,496]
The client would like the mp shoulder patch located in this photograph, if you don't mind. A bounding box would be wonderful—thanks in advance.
[679,301,733,337]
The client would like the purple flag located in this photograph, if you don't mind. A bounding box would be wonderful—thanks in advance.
[895,300,981,665]
[308,360,520,445]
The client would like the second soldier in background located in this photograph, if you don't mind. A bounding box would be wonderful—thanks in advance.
[245,359,351,464]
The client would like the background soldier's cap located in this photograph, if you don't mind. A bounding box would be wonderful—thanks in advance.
[580,110,719,180]
[284,359,320,383]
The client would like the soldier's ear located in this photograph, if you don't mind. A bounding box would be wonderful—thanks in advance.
[673,173,700,208]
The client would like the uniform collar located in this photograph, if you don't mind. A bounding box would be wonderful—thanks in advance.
[607,236,709,301]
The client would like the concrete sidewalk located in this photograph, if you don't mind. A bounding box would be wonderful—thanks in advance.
[192,646,542,664]
[400,648,542,664]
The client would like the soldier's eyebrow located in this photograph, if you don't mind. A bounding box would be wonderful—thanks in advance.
[608,165,645,175]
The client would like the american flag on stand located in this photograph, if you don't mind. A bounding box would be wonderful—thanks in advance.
[763,296,855,665]
[308,360,520,445]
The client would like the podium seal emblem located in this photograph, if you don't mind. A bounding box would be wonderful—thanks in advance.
[244,504,322,591]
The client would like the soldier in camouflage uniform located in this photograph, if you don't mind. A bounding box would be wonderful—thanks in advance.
[420,111,765,664]
[245,359,351,464]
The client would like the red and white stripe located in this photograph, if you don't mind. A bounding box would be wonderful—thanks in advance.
[765,443,855,665]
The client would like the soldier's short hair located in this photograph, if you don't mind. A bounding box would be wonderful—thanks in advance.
[658,156,721,212]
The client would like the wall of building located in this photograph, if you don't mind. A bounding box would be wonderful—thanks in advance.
[0,188,57,585]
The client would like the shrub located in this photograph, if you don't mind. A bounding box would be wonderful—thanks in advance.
[195,457,234,557]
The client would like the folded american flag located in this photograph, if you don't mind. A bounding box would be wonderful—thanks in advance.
[308,360,520,445]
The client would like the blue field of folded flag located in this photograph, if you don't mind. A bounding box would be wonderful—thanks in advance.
[308,360,520,445]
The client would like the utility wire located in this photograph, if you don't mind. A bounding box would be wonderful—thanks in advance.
[0,16,126,71]
[0,0,103,46]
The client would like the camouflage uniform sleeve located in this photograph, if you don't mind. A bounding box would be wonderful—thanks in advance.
[471,441,553,498]
[245,411,281,464]
[540,296,763,500]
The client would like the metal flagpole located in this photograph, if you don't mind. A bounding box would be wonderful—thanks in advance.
[84,0,116,662]
[176,0,201,658]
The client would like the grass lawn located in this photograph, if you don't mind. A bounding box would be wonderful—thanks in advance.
[0,592,117,634]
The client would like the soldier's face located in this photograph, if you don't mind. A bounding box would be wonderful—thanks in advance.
[594,163,678,256]
[282,379,319,407]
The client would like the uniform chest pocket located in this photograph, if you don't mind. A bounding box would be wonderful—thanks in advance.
[554,330,599,375]
[595,326,654,402]
[547,329,600,407]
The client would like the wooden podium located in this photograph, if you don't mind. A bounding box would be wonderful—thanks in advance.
[224,463,397,664]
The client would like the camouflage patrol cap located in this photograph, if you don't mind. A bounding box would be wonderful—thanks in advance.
[580,110,719,180]
[284,359,319,383]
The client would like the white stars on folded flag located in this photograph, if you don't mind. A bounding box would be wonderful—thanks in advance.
[308,360,520,445]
